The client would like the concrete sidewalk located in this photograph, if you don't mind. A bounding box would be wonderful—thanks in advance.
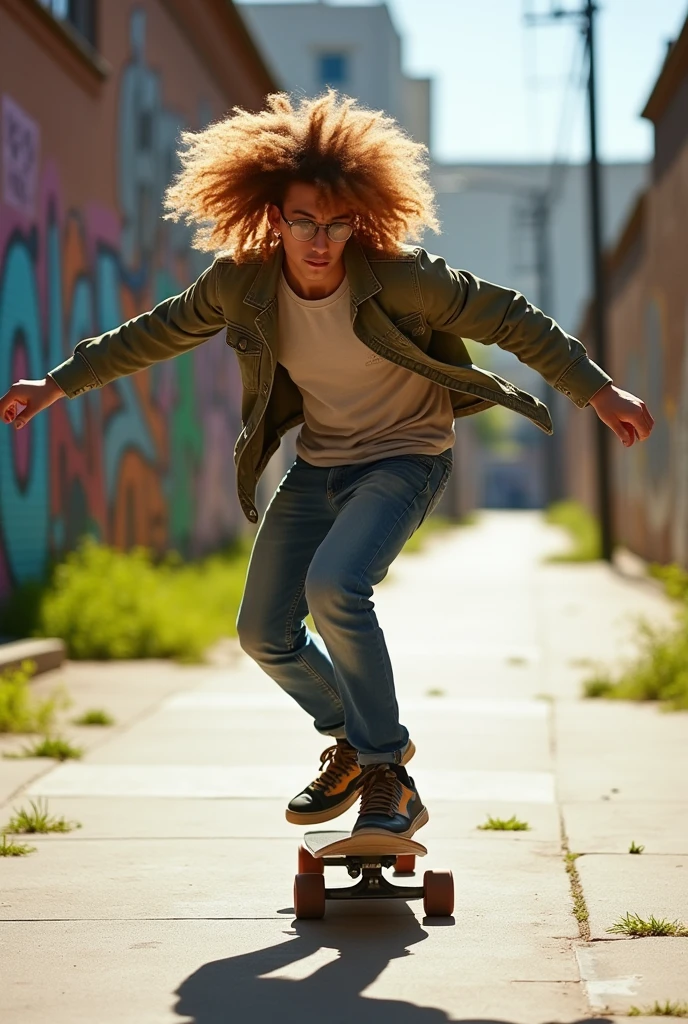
[1,510,686,1023]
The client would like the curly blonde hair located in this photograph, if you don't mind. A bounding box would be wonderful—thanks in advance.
[163,89,440,262]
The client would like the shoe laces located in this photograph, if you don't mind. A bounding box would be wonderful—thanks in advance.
[311,743,359,793]
[357,765,402,817]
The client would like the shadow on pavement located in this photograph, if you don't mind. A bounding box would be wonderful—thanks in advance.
[172,909,613,1024]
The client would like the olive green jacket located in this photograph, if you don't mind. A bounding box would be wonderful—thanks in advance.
[49,240,611,523]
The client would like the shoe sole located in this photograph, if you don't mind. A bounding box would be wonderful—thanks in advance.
[284,738,416,825]
[349,806,430,849]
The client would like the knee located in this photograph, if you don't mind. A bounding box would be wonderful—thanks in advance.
[236,606,269,661]
[305,563,364,621]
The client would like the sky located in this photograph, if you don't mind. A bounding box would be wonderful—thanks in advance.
[239,0,688,164]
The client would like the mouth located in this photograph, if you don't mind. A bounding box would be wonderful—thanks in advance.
[304,259,330,268]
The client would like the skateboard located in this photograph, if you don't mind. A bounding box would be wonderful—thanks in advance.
[293,829,454,920]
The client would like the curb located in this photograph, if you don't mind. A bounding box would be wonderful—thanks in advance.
[0,638,66,677]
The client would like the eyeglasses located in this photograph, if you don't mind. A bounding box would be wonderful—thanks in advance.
[278,210,353,243]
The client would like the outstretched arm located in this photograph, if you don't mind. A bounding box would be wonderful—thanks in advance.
[416,249,654,446]
[0,260,226,429]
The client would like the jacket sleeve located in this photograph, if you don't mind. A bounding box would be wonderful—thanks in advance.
[48,260,226,398]
[416,248,612,409]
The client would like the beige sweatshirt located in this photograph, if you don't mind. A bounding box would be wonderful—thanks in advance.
[277,271,455,466]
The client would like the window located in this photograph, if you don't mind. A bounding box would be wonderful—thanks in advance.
[38,0,97,49]
[317,52,348,89]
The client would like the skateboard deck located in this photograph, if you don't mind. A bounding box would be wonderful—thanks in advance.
[304,829,427,859]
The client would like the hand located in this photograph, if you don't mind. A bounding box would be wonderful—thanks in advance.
[588,382,654,447]
[0,377,65,429]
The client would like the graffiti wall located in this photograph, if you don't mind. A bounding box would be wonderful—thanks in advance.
[0,6,257,602]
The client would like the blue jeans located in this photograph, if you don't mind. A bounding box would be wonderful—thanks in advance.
[236,450,453,764]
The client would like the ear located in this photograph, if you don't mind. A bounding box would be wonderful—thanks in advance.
[266,204,281,233]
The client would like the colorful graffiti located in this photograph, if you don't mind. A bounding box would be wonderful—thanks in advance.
[0,9,246,602]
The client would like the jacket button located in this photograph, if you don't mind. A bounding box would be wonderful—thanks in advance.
[413,325,424,336]
[238,338,248,351]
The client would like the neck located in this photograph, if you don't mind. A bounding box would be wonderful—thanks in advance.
[282,255,347,300]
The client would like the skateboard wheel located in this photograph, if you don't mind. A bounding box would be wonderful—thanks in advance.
[394,854,416,874]
[423,870,454,917]
[298,845,324,874]
[294,872,326,919]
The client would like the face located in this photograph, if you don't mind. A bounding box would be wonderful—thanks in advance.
[267,182,353,299]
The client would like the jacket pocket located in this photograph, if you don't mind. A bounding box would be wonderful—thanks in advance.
[393,311,428,343]
[226,326,262,393]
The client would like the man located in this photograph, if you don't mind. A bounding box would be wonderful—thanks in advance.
[0,90,654,843]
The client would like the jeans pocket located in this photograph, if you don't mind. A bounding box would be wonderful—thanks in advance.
[416,460,452,529]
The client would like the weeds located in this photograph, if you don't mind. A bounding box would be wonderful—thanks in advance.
[628,841,645,854]
[2,798,81,834]
[0,660,66,734]
[4,736,83,761]
[607,912,688,937]
[477,815,530,831]
[544,500,601,562]
[582,616,688,711]
[73,708,114,726]
[564,851,590,929]
[0,833,36,856]
[629,1002,688,1017]
[0,536,254,662]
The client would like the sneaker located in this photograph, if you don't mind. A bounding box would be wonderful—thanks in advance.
[351,763,429,840]
[286,737,415,825]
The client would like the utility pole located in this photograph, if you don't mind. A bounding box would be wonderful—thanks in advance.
[524,1,613,560]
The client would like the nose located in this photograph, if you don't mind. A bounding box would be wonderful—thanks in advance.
[311,225,330,253]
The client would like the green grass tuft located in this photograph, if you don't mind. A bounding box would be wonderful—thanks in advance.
[73,708,115,726]
[544,499,601,562]
[580,615,688,711]
[629,1001,688,1018]
[607,912,688,937]
[4,736,83,761]
[0,833,36,856]
[2,798,81,835]
[629,840,645,854]
[477,815,530,832]
[0,660,66,734]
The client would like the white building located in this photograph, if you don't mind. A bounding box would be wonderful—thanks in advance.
[428,162,647,507]
[237,1,431,148]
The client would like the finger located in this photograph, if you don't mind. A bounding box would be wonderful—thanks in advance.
[3,398,26,425]
[13,402,30,429]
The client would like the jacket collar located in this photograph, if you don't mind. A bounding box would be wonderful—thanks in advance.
[242,238,381,310]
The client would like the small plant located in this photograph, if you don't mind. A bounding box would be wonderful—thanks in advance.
[2,798,81,835]
[607,912,688,937]
[73,708,114,726]
[0,833,36,856]
[0,660,65,734]
[426,687,445,697]
[544,500,601,562]
[4,736,83,761]
[628,841,645,854]
[477,815,530,832]
[629,1001,688,1018]
[583,676,616,699]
